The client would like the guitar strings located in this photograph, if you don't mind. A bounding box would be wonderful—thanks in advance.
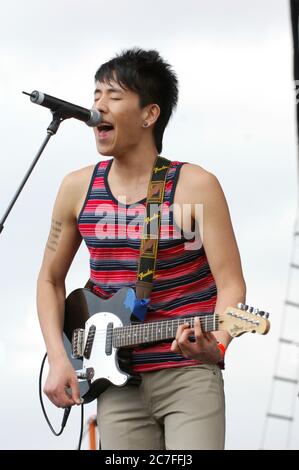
[91,316,220,334]
[90,316,221,344]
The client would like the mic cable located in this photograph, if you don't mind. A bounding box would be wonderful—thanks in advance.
[39,352,84,449]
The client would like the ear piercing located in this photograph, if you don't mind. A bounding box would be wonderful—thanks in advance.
[143,121,149,128]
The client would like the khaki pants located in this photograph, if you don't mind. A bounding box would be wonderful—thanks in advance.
[97,363,225,450]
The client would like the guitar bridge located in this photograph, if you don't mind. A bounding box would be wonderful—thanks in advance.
[71,328,85,358]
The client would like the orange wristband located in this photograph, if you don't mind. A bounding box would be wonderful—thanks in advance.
[217,342,226,359]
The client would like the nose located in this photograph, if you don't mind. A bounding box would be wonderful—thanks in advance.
[94,95,109,113]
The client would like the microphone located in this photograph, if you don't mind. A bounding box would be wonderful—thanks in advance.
[22,90,102,127]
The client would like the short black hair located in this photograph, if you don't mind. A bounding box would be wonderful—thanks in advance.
[94,48,178,154]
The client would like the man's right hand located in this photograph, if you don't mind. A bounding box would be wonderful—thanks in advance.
[43,356,82,408]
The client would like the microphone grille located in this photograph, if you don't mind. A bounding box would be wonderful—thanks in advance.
[86,109,102,127]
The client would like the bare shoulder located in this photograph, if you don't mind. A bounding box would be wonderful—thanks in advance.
[177,163,224,204]
[55,164,96,219]
[61,164,96,190]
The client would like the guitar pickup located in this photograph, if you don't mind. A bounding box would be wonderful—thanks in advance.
[105,322,113,355]
[84,324,96,359]
[71,328,85,358]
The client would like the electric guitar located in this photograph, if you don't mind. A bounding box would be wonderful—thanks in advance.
[63,287,270,403]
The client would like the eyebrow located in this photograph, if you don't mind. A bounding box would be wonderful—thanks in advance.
[94,87,123,95]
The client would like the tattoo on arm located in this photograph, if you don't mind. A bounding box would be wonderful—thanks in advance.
[47,219,63,252]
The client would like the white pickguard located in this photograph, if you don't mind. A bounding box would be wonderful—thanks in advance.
[83,312,129,387]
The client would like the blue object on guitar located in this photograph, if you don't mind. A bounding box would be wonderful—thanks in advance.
[132,297,150,321]
[121,285,149,321]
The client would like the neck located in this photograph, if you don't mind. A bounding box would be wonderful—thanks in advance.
[112,153,157,175]
[110,139,158,181]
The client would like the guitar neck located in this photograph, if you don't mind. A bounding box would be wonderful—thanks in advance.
[112,314,218,348]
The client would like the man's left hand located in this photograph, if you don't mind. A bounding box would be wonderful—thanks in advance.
[170,316,222,364]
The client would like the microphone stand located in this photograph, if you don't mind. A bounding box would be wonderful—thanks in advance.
[0,111,67,235]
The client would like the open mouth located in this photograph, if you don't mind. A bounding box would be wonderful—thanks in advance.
[97,122,114,139]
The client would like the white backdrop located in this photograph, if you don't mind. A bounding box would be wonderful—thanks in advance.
[0,0,298,449]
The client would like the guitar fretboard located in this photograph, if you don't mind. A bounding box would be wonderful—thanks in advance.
[112,314,218,348]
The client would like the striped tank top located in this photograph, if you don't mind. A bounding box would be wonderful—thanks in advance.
[77,158,217,372]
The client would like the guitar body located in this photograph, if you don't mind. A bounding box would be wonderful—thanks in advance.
[63,287,139,403]
[63,287,270,404]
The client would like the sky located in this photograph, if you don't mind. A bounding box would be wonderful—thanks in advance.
[0,0,298,450]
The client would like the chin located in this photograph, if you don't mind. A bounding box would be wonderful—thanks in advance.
[96,145,114,157]
[98,150,114,157]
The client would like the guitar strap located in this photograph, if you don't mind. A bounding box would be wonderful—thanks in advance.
[135,155,171,299]
[85,155,171,321]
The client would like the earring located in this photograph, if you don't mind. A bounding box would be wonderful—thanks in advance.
[143,121,149,128]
